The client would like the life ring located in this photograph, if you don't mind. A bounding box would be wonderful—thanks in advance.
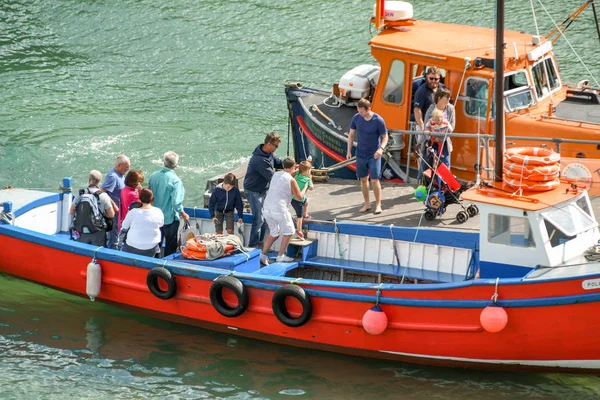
[504,178,560,191]
[503,168,559,182]
[505,147,560,166]
[182,244,235,260]
[209,275,249,318]
[504,161,559,176]
[272,284,312,327]
[147,267,177,300]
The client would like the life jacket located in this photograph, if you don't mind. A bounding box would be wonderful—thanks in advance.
[72,188,107,234]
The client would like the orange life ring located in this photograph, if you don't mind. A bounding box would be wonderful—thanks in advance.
[503,168,559,182]
[503,147,560,192]
[504,178,560,191]
[505,147,560,166]
[185,238,208,252]
[182,245,235,260]
[503,161,559,176]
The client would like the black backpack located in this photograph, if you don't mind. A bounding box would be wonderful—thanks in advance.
[72,188,107,234]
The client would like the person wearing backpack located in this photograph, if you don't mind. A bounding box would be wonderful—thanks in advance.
[70,170,115,246]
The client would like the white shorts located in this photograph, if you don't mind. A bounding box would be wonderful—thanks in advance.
[263,208,295,237]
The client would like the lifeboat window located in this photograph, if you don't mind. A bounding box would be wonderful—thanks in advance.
[544,220,575,247]
[464,78,489,119]
[576,195,592,218]
[382,60,406,105]
[532,57,561,99]
[488,214,536,248]
[504,71,535,111]
[541,202,597,238]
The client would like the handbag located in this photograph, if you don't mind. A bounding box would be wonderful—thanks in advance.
[179,221,197,250]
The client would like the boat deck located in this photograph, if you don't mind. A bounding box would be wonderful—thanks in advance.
[207,162,600,231]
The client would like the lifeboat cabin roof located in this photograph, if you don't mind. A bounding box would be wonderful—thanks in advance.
[461,182,585,212]
[370,20,540,65]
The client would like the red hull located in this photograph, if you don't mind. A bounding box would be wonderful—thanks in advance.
[3,231,600,371]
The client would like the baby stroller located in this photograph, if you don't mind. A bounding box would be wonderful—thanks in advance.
[416,141,478,224]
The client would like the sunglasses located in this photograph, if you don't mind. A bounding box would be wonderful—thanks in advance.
[271,142,279,148]
[428,77,440,81]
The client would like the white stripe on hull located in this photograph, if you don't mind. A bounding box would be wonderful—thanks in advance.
[380,350,600,369]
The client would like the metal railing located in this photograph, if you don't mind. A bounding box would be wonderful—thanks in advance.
[389,127,600,184]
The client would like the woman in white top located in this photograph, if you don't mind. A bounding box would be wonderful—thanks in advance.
[121,188,164,257]
[261,157,306,265]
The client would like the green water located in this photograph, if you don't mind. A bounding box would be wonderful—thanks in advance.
[2,0,600,398]
[2,275,600,400]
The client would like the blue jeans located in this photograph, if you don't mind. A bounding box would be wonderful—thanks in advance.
[161,219,181,257]
[245,189,266,248]
[106,215,118,249]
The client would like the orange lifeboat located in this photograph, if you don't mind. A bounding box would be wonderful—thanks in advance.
[503,147,560,191]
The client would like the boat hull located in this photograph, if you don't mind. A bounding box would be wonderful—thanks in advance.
[3,224,600,372]
[286,86,359,180]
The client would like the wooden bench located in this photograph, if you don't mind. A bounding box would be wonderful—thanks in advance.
[301,256,467,283]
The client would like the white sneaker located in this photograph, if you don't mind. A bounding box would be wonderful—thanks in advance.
[276,254,295,262]
[260,253,269,266]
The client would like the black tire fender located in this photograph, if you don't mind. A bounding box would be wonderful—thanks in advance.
[272,284,312,327]
[147,267,177,300]
[209,275,249,318]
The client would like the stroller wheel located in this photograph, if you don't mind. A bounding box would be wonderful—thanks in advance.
[456,211,469,224]
[424,209,436,221]
[467,204,479,217]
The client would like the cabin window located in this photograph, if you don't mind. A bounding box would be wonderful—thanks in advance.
[541,202,597,238]
[531,57,561,99]
[576,195,593,218]
[383,60,406,104]
[544,220,575,247]
[488,214,536,248]
[504,70,535,111]
[464,78,489,119]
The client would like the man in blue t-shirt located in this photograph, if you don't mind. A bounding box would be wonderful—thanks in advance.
[346,98,388,215]
[413,66,446,131]
[101,154,130,249]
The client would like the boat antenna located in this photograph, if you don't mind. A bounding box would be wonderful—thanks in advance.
[591,0,600,49]
[494,0,505,182]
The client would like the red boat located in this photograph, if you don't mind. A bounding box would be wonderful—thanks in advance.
[1,171,600,372]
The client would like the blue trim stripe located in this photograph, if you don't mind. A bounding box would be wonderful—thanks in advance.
[3,217,600,309]
[9,193,63,219]
[184,206,253,224]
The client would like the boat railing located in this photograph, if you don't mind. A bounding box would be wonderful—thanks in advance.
[390,128,600,183]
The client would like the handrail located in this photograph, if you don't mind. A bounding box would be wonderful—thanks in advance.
[396,129,600,183]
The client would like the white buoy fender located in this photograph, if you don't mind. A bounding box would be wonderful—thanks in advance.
[86,260,102,301]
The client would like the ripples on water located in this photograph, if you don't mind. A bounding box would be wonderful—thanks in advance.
[2,0,597,203]
[1,275,600,399]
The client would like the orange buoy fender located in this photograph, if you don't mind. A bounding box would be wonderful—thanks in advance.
[362,305,388,335]
[480,305,508,333]
[505,147,560,166]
